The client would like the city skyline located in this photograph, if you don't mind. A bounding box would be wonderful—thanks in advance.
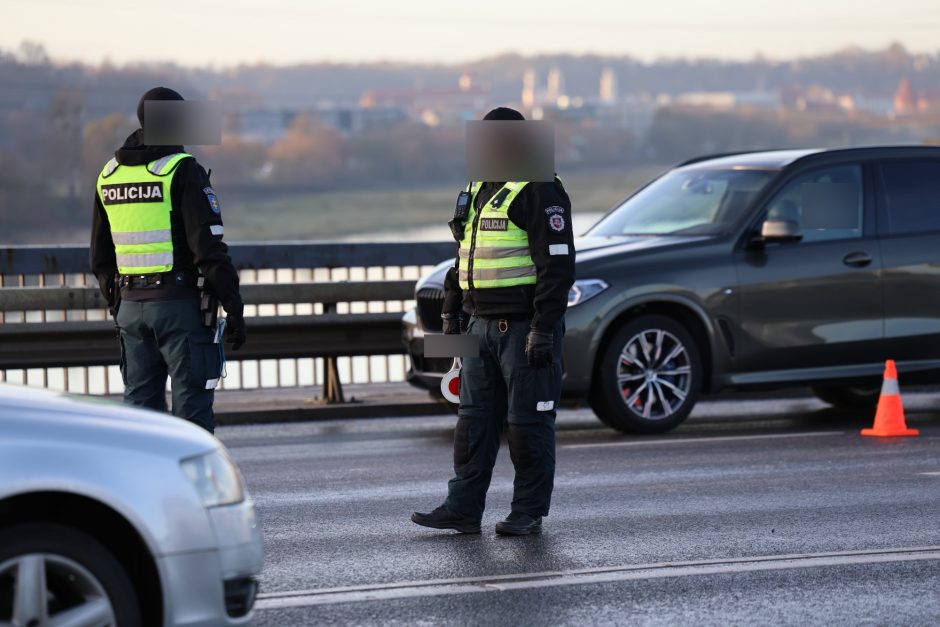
[3,0,939,67]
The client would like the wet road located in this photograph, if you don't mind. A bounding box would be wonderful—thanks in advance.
[218,392,940,626]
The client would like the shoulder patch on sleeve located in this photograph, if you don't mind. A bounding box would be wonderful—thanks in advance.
[544,205,565,215]
[548,214,566,232]
[203,187,221,214]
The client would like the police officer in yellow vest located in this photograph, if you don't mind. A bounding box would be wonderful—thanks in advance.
[412,107,575,535]
[90,87,246,433]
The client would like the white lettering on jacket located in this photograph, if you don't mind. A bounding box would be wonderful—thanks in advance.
[100,182,164,205]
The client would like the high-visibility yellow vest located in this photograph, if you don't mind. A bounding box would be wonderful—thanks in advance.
[457,181,537,290]
[96,152,191,274]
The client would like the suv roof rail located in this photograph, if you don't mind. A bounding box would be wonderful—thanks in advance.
[676,150,776,167]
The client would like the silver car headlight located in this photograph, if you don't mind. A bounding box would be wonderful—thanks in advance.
[568,279,609,307]
[180,449,245,507]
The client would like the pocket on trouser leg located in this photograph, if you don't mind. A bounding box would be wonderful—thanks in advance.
[453,416,473,467]
[510,363,560,423]
[118,335,128,386]
[189,338,223,391]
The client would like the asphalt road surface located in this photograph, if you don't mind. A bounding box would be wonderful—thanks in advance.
[218,392,940,626]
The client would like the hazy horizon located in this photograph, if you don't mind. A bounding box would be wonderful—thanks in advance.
[4,41,939,72]
[3,0,939,68]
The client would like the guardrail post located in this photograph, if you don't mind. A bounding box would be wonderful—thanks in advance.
[322,301,345,404]
[324,356,345,404]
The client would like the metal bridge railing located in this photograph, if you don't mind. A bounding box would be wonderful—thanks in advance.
[0,242,454,400]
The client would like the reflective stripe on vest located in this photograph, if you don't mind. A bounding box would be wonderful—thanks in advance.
[96,152,191,274]
[457,181,536,290]
[111,229,172,245]
[458,264,536,283]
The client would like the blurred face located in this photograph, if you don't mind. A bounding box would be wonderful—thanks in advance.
[143,100,221,146]
[465,120,555,182]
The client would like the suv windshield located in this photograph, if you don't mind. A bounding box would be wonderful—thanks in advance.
[589,168,775,236]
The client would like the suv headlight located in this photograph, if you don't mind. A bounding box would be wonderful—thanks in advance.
[180,449,245,507]
[568,279,609,307]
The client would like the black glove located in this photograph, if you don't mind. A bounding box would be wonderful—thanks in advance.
[99,273,118,319]
[225,305,247,351]
[525,329,554,368]
[442,313,466,335]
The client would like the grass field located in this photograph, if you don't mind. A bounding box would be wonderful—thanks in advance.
[221,164,667,241]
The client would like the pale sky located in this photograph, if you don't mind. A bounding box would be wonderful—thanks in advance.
[3,0,939,67]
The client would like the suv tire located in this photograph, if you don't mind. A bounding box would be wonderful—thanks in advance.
[590,315,702,434]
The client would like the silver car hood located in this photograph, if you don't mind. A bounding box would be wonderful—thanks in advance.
[0,384,219,459]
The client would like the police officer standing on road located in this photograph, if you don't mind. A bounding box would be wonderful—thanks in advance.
[412,107,575,535]
[90,87,246,433]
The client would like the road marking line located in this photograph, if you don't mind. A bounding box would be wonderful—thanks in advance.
[919,471,940,476]
[254,545,940,610]
[562,430,845,449]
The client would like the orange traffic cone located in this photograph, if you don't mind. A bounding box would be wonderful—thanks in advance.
[861,360,919,437]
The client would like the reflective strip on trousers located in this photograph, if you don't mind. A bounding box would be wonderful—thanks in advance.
[458,265,536,282]
[111,229,172,245]
[116,251,174,269]
[458,246,530,260]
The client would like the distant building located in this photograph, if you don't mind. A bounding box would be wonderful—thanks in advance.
[518,66,578,112]
[227,109,297,143]
[794,85,842,112]
[521,69,537,108]
[894,79,916,114]
[227,104,409,141]
[841,94,895,117]
[359,86,490,125]
[546,67,565,102]
[315,105,409,133]
[599,68,618,104]
[732,91,781,109]
[894,78,934,115]
[675,92,736,108]
[595,96,655,135]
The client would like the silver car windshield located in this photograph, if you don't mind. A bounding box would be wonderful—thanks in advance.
[589,168,775,236]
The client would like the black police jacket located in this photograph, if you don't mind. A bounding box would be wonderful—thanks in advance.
[89,130,243,314]
[443,179,576,332]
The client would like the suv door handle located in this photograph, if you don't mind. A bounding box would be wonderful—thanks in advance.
[842,252,872,267]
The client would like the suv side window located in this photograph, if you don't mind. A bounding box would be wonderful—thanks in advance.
[879,159,940,235]
[765,164,863,243]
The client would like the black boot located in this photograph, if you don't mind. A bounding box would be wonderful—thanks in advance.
[411,507,481,534]
[495,512,542,536]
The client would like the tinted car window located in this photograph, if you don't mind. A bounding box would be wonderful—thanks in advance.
[589,168,774,237]
[765,164,863,243]
[880,159,940,235]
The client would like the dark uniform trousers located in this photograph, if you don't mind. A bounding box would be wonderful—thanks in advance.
[444,315,564,519]
[116,297,221,432]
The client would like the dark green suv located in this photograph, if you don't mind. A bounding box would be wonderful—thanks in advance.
[403,146,940,433]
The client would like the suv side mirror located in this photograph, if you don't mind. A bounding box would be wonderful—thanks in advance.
[758,219,803,244]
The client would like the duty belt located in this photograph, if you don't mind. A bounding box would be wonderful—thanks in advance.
[120,270,197,290]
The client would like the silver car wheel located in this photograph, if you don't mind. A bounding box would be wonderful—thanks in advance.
[616,328,693,420]
[0,553,116,627]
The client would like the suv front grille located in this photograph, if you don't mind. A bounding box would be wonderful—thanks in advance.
[416,287,445,333]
